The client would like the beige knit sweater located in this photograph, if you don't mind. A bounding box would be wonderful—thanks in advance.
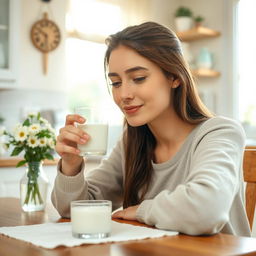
[52,116,251,236]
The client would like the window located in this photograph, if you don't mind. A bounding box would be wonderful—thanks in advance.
[66,0,128,153]
[66,0,124,126]
[238,0,256,141]
[65,39,122,125]
[65,0,151,151]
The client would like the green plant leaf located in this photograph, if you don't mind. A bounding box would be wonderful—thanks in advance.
[16,160,27,168]
[194,15,204,22]
[44,153,54,160]
[0,116,4,124]
[37,112,41,120]
[175,6,193,17]
[23,119,30,126]
[11,146,24,156]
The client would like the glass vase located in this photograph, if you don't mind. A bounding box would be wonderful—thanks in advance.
[20,161,49,212]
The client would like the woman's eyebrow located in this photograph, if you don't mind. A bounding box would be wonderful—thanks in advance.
[108,66,149,77]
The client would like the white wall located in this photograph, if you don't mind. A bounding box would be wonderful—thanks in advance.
[0,89,68,130]
[181,0,236,118]
[18,0,68,92]
[150,0,179,29]
[0,0,69,134]
[150,0,236,119]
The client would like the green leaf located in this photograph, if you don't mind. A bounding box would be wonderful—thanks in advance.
[37,112,41,120]
[16,160,27,168]
[23,119,30,126]
[44,153,54,160]
[11,146,24,156]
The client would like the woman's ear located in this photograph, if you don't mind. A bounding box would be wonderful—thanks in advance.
[171,78,180,88]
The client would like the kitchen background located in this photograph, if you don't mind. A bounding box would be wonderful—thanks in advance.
[0,0,245,126]
[0,0,255,138]
[0,0,255,235]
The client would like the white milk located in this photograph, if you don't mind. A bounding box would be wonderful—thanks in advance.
[71,206,112,234]
[77,124,108,155]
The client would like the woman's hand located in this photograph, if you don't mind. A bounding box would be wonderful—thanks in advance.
[112,205,139,220]
[55,114,90,176]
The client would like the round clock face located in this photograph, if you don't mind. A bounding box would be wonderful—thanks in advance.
[31,18,61,53]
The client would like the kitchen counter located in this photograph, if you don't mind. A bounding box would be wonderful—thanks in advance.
[0,157,101,199]
[0,158,59,167]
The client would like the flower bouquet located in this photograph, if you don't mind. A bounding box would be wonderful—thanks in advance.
[4,112,56,211]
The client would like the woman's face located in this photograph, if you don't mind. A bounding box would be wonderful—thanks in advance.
[108,45,179,127]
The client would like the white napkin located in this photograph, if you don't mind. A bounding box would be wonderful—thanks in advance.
[0,221,178,249]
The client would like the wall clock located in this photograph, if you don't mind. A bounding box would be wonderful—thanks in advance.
[31,12,61,74]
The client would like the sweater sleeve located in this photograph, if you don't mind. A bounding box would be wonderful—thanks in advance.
[136,118,246,235]
[51,140,124,218]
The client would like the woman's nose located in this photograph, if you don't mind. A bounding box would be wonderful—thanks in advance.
[120,83,134,101]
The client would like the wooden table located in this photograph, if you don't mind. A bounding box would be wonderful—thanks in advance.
[1,198,256,256]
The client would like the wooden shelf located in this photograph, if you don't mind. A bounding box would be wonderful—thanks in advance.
[192,68,220,78]
[177,26,220,42]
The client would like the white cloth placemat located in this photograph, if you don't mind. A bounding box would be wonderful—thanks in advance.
[0,221,178,249]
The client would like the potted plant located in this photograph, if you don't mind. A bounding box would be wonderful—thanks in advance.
[194,15,204,27]
[174,6,193,32]
[4,112,56,212]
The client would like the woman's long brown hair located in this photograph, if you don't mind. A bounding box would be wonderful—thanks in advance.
[104,22,214,208]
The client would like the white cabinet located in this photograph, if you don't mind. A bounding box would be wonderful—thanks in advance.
[0,0,19,85]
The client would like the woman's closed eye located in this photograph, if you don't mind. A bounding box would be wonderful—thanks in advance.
[133,76,146,83]
[110,76,147,87]
[110,81,122,87]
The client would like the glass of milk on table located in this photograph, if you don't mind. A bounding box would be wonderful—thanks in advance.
[71,200,112,239]
[74,106,108,156]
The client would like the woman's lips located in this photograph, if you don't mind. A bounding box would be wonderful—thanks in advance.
[123,105,142,114]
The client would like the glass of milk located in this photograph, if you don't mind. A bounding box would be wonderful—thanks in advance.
[74,106,108,156]
[71,200,112,239]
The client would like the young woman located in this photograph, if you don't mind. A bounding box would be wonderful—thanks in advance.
[52,22,251,236]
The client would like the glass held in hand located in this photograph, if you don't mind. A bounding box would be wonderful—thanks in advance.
[74,106,108,156]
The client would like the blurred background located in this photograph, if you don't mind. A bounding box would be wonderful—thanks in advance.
[0,0,256,147]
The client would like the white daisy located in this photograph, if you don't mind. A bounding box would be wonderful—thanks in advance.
[47,138,55,149]
[27,135,39,148]
[50,127,56,136]
[38,137,47,147]
[45,122,55,132]
[28,124,41,135]
[28,112,38,118]
[40,117,49,125]
[14,126,28,142]
[13,123,22,133]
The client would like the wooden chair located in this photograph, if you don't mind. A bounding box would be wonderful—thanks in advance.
[243,148,256,230]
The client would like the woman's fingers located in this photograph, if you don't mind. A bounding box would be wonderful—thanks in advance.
[65,114,85,126]
[112,210,126,219]
[59,124,86,137]
[55,142,80,155]
[57,128,89,145]
[55,118,90,157]
[58,124,90,146]
[112,205,139,220]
